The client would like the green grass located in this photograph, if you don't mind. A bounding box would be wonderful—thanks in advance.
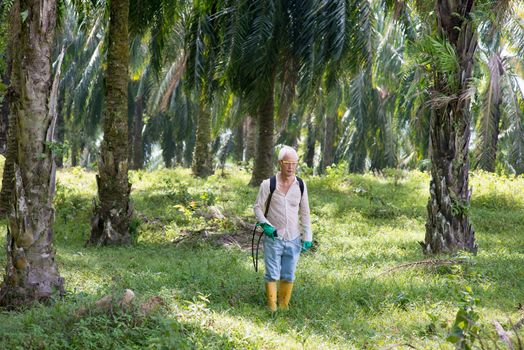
[0,165,523,349]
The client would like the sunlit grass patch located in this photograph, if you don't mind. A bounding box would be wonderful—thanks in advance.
[0,166,523,348]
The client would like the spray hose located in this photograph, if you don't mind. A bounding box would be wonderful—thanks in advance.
[251,225,278,272]
[251,225,309,272]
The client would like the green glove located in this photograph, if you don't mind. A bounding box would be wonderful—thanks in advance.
[301,240,312,252]
[257,222,277,240]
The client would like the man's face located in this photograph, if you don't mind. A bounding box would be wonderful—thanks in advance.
[280,154,298,177]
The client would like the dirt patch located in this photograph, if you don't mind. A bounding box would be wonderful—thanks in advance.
[172,216,261,252]
[213,230,262,251]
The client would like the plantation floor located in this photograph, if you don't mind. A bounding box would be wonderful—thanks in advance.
[0,165,523,349]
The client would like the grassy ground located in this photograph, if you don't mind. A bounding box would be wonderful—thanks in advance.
[0,164,523,349]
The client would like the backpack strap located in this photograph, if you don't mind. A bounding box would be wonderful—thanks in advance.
[270,175,277,194]
[264,175,277,216]
[296,176,304,197]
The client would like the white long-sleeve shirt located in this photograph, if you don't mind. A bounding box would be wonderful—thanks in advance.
[253,174,312,242]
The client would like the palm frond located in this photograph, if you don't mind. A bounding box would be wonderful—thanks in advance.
[129,0,183,74]
[276,57,298,126]
[185,12,206,92]
[74,38,103,113]
[136,66,155,103]
[84,15,103,53]
[129,35,151,78]
[171,83,193,141]
[224,0,281,108]
[504,73,524,174]
[82,70,104,138]
[414,34,460,89]
[153,53,187,114]
[336,71,370,173]
[503,2,524,58]
[475,52,503,171]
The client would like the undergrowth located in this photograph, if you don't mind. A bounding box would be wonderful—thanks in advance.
[0,164,523,349]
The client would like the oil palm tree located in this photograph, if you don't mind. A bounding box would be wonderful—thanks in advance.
[89,0,132,245]
[185,1,222,177]
[89,0,184,244]
[418,0,478,254]
[0,0,65,306]
[418,0,524,253]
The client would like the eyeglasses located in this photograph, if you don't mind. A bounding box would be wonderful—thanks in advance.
[281,161,298,167]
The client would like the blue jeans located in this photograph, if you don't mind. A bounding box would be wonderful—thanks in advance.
[263,236,302,282]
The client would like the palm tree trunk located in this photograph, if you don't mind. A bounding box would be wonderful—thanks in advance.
[320,88,340,173]
[0,0,64,307]
[163,150,173,168]
[183,129,195,167]
[320,113,336,173]
[132,96,144,169]
[71,138,79,166]
[243,115,256,162]
[305,114,315,169]
[127,81,138,170]
[233,123,243,162]
[55,93,65,168]
[348,128,367,173]
[127,88,134,169]
[192,95,213,177]
[174,141,184,166]
[422,0,477,254]
[509,94,524,175]
[249,88,275,186]
[162,123,175,168]
[89,0,132,246]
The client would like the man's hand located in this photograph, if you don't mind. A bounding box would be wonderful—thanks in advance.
[301,240,312,252]
[257,222,277,240]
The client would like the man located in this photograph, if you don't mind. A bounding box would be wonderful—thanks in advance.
[253,145,312,311]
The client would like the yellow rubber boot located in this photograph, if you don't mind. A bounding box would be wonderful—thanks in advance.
[278,281,294,310]
[265,282,277,311]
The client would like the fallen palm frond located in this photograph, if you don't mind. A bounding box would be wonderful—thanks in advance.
[493,320,515,350]
[491,316,524,350]
[377,258,466,277]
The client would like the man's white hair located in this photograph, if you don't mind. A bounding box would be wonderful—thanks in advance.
[278,145,298,161]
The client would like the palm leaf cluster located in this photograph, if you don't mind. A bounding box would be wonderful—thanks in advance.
[57,0,106,166]
[473,0,524,174]
[10,0,522,177]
